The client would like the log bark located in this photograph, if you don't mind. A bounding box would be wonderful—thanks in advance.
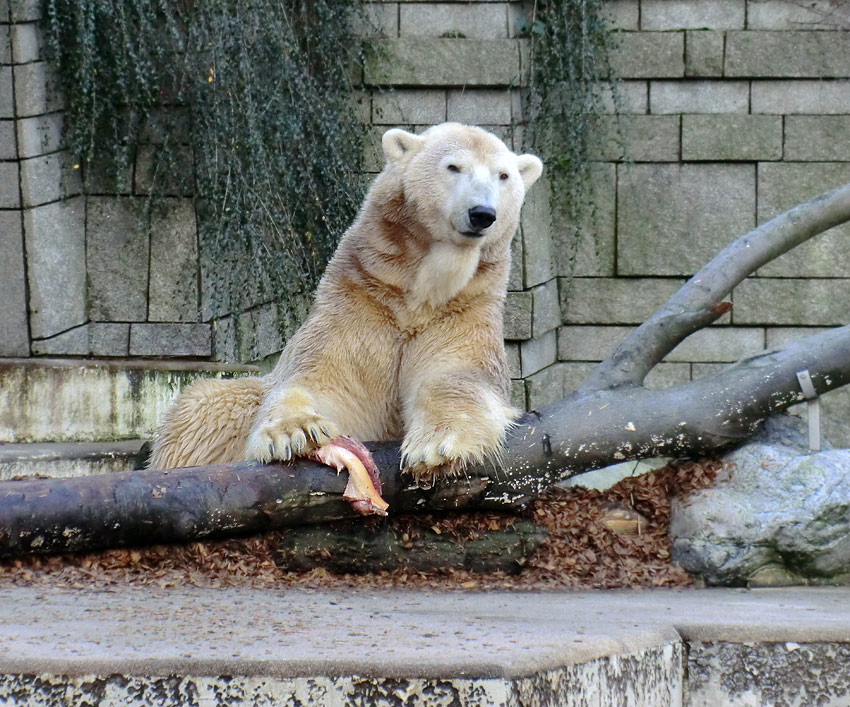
[1,183,849,557]
[274,518,546,574]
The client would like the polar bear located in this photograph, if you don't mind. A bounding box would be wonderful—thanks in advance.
[150,123,543,486]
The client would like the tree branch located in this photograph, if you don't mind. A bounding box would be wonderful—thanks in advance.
[579,182,850,392]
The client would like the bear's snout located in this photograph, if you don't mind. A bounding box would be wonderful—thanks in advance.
[467,205,497,232]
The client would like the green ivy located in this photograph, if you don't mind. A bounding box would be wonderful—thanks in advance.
[43,0,368,338]
[519,0,618,279]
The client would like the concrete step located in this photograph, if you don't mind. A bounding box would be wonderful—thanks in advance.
[0,440,148,480]
[0,586,847,705]
[0,358,258,444]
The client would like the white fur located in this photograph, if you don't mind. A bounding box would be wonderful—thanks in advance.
[409,241,481,309]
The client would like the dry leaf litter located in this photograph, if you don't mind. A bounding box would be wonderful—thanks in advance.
[0,459,719,591]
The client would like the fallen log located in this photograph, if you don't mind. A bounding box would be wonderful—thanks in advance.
[274,517,546,574]
[0,183,849,558]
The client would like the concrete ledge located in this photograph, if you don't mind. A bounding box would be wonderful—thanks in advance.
[0,440,147,479]
[0,358,259,443]
[0,587,848,705]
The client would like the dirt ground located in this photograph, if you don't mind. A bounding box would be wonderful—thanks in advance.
[0,459,720,592]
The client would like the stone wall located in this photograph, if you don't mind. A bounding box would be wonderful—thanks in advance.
[548,0,850,438]
[2,0,849,432]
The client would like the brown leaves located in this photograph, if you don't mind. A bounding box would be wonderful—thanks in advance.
[0,459,719,592]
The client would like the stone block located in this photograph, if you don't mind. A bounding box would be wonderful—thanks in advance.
[733,278,850,326]
[446,89,511,125]
[0,67,12,119]
[134,144,193,196]
[10,22,41,63]
[561,277,684,325]
[650,80,749,114]
[644,362,691,389]
[0,210,29,356]
[23,197,86,338]
[751,80,850,114]
[508,229,523,291]
[765,326,826,350]
[148,199,199,322]
[747,0,840,30]
[399,3,508,39]
[588,115,680,162]
[13,62,62,117]
[372,89,446,125]
[504,290,532,340]
[664,326,765,362]
[509,378,526,410]
[682,114,782,161]
[525,362,567,410]
[725,31,850,78]
[601,0,639,30]
[504,341,520,378]
[785,116,850,161]
[87,197,150,321]
[129,323,211,357]
[597,80,648,114]
[608,31,684,79]
[519,329,557,377]
[19,151,81,206]
[15,112,63,158]
[0,120,11,161]
[0,25,9,66]
[237,303,284,362]
[531,278,559,337]
[9,0,41,21]
[757,162,850,277]
[520,174,552,287]
[561,361,597,394]
[365,39,520,87]
[212,316,236,363]
[0,161,19,207]
[351,3,398,38]
[642,0,744,29]
[89,323,130,356]
[564,163,616,277]
[617,163,755,276]
[362,125,389,173]
[558,325,631,362]
[31,324,88,356]
[685,31,724,77]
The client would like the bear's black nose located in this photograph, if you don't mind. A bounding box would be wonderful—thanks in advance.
[468,205,497,231]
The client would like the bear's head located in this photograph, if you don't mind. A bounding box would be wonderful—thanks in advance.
[381,123,543,250]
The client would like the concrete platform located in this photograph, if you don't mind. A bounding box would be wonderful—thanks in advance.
[0,358,257,444]
[0,440,147,479]
[0,586,848,705]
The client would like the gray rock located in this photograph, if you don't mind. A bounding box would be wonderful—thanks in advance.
[670,415,850,586]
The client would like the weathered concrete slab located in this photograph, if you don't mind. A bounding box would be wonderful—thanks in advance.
[0,358,257,443]
[0,587,848,706]
[0,440,146,479]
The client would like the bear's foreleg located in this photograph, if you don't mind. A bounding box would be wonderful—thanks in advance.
[399,369,517,487]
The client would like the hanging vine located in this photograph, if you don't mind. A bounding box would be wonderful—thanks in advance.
[43,0,369,345]
[520,0,619,280]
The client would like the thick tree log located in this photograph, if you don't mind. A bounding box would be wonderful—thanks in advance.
[274,518,546,574]
[1,183,849,558]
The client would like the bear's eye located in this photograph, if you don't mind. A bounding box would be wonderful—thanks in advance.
[499,172,509,181]
[447,164,460,173]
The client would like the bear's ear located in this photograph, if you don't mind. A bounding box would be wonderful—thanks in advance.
[516,154,543,190]
[382,128,425,165]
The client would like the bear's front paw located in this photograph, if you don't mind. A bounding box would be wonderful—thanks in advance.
[400,426,497,488]
[246,395,339,464]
